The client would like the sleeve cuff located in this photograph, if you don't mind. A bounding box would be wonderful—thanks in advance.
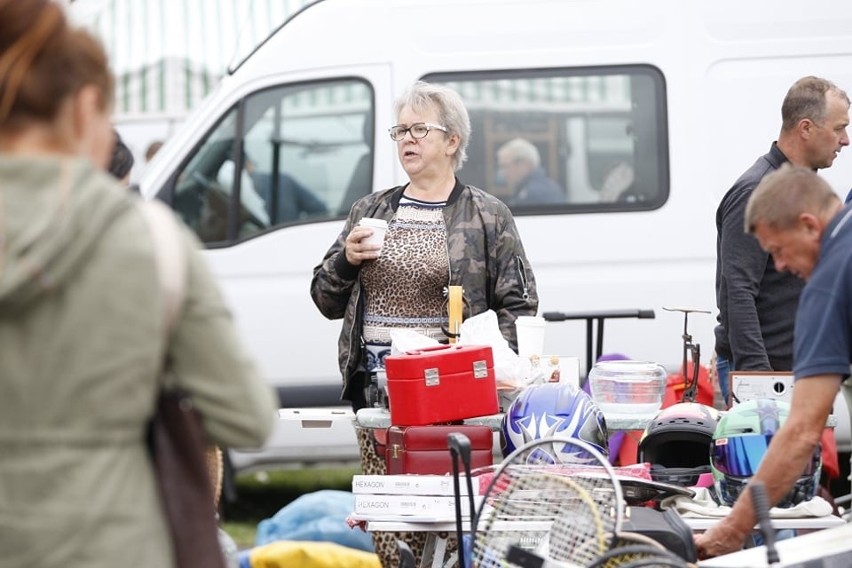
[333,250,361,280]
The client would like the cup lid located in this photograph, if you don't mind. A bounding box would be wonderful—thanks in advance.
[358,217,388,228]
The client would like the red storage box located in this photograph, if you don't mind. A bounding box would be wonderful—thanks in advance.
[385,344,497,426]
[386,425,494,475]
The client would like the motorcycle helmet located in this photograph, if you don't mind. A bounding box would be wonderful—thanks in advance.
[710,398,821,507]
[638,402,720,486]
[502,383,608,463]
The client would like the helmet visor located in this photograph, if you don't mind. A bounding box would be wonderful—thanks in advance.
[712,434,820,478]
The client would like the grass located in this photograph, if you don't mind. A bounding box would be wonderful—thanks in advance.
[220,466,361,550]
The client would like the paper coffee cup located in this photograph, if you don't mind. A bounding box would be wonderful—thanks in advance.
[358,217,388,254]
[515,315,546,358]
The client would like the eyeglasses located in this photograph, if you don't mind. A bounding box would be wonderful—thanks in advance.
[388,122,448,141]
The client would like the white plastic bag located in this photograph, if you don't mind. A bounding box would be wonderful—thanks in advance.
[458,310,530,389]
[389,328,440,355]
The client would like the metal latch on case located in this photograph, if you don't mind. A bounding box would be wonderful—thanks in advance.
[473,360,488,379]
[424,367,440,386]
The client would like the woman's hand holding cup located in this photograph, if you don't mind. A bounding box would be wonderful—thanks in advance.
[345,218,387,265]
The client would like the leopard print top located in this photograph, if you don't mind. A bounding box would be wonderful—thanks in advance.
[361,196,449,371]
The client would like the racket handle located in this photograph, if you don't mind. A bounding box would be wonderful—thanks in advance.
[448,433,472,469]
[750,481,780,566]
[448,433,477,541]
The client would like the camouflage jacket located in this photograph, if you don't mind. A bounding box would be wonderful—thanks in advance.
[310,178,538,403]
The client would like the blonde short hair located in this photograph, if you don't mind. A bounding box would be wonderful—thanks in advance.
[393,81,471,171]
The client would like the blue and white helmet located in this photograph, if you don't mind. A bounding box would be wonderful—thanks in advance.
[502,383,609,463]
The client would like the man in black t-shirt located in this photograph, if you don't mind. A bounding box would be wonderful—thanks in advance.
[714,76,850,406]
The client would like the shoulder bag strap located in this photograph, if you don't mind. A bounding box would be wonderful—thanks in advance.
[139,200,227,568]
[138,199,187,333]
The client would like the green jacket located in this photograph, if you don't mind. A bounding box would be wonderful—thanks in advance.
[310,180,538,402]
[0,157,276,567]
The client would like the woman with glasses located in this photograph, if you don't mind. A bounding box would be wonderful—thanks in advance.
[311,80,539,413]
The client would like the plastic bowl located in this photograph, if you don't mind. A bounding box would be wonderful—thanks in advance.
[588,360,667,415]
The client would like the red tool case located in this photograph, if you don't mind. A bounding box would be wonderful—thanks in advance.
[386,425,494,475]
[385,344,498,426]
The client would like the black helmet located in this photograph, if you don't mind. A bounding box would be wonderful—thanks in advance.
[638,402,719,486]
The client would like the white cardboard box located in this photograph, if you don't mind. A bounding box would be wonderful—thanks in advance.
[352,474,479,496]
[354,493,482,516]
[730,371,794,405]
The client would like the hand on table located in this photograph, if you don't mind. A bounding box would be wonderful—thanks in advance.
[694,519,750,560]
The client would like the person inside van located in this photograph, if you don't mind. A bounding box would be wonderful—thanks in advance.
[599,159,636,202]
[310,80,539,412]
[0,1,276,565]
[497,137,564,206]
[251,165,328,223]
[216,153,271,226]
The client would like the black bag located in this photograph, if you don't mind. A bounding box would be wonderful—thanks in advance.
[150,391,226,568]
[621,506,697,563]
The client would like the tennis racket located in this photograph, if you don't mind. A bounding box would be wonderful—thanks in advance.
[470,436,624,567]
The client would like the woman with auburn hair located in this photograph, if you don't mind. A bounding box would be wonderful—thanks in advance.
[0,2,275,567]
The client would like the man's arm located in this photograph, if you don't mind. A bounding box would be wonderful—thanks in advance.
[695,374,840,558]
[719,188,773,369]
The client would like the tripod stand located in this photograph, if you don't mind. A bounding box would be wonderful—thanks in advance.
[662,306,710,403]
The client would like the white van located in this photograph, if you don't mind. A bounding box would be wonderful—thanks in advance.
[139,0,852,482]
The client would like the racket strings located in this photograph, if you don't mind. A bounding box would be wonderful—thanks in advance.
[471,437,625,567]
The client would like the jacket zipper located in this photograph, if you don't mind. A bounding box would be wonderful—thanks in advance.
[516,255,530,302]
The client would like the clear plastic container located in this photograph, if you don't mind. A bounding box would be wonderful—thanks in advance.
[587,360,667,415]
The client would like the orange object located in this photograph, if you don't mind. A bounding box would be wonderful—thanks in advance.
[617,430,645,467]
[662,365,715,408]
[821,428,840,480]
[617,365,714,466]
[447,285,463,344]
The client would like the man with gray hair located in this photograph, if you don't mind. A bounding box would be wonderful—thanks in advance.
[714,76,850,406]
[697,164,850,558]
[497,137,564,205]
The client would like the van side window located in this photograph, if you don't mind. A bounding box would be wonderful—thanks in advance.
[163,79,374,245]
[427,66,668,214]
